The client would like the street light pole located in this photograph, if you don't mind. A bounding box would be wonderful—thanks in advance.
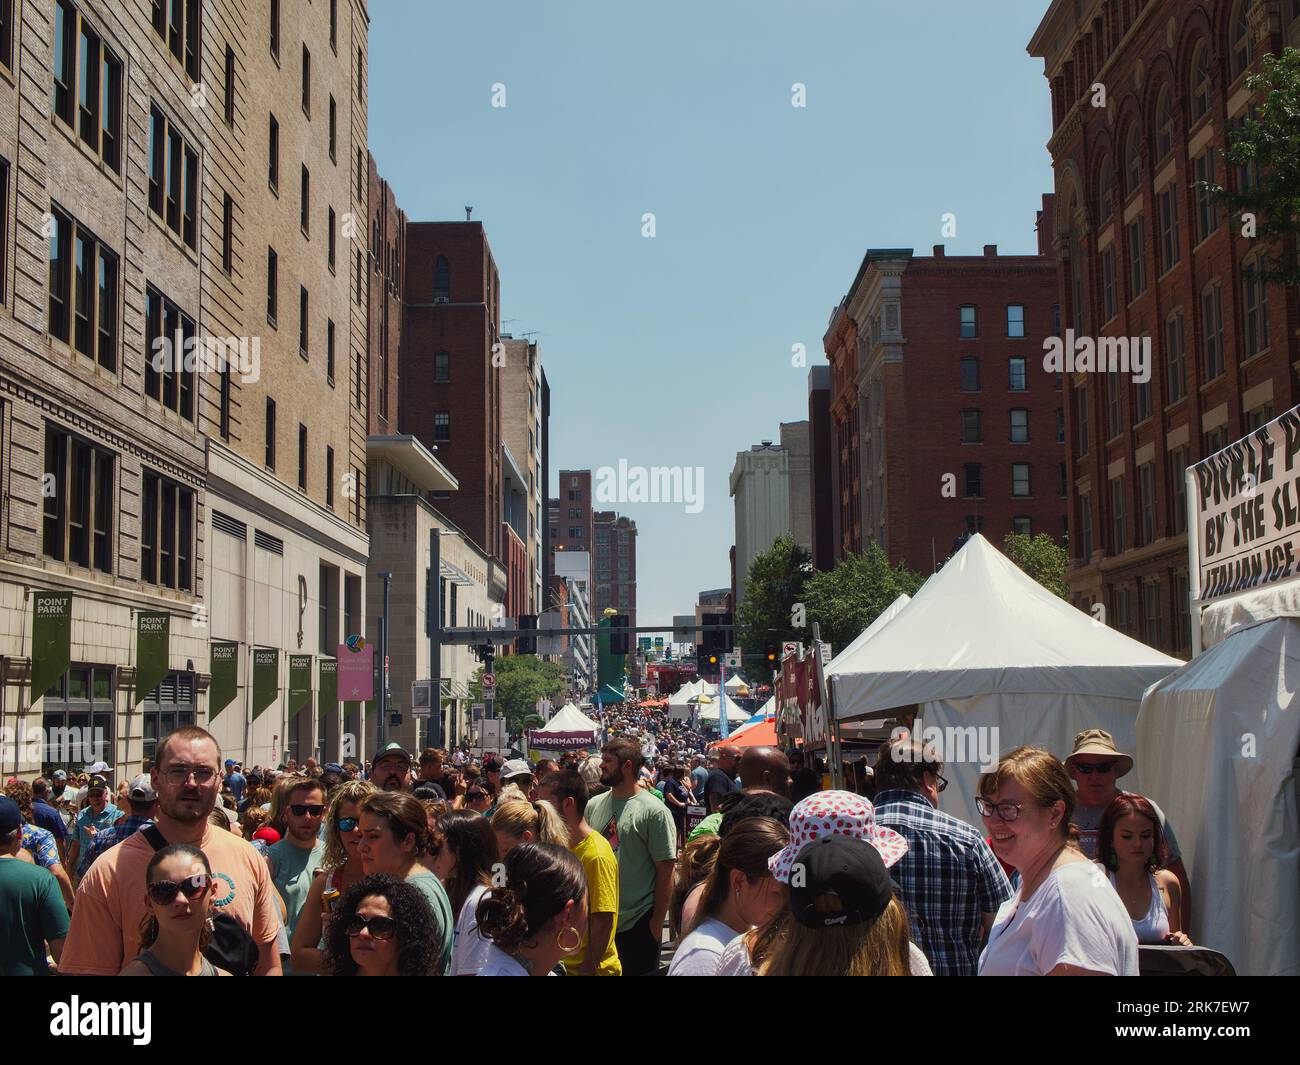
[378,571,392,749]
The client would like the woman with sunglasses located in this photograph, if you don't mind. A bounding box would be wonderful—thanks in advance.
[462,779,493,815]
[975,747,1138,976]
[119,843,229,976]
[324,873,441,976]
[290,780,377,975]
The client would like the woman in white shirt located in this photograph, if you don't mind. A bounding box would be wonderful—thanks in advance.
[668,816,789,976]
[976,747,1139,976]
[431,810,501,975]
[476,842,588,976]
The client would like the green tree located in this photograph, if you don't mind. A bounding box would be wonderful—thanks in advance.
[735,535,813,677]
[1204,48,1300,285]
[1002,532,1070,599]
[469,655,567,734]
[801,541,925,651]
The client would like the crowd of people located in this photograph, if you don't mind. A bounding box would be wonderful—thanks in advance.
[0,688,1194,976]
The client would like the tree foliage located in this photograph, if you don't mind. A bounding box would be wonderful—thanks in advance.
[470,654,567,734]
[1002,532,1070,599]
[801,541,925,651]
[735,535,813,677]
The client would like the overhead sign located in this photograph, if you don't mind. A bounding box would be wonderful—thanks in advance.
[1193,407,1300,602]
[782,641,799,658]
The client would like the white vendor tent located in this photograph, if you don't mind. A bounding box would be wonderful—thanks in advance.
[526,701,600,751]
[829,534,1182,827]
[697,693,750,726]
[668,678,717,721]
[723,673,748,693]
[824,593,911,675]
[1136,581,1300,976]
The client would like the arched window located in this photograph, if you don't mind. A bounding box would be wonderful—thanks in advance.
[1097,155,1114,224]
[1124,123,1142,196]
[1229,2,1251,82]
[1154,87,1174,161]
[1241,250,1270,357]
[433,255,450,302]
[1190,41,1211,121]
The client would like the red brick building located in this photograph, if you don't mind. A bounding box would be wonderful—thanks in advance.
[400,222,504,562]
[549,469,594,572]
[1029,0,1300,656]
[367,154,404,438]
[823,215,1066,575]
[593,511,638,627]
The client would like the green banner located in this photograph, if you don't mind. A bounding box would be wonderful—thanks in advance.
[318,658,337,719]
[288,655,313,719]
[209,641,239,722]
[30,592,72,702]
[251,647,279,721]
[134,612,171,706]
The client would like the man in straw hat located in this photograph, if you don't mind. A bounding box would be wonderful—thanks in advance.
[1064,728,1190,929]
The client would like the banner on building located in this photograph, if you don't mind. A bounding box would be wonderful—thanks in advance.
[251,647,279,721]
[30,592,73,702]
[337,638,374,701]
[1193,406,1300,603]
[288,655,313,719]
[318,658,337,718]
[209,641,239,722]
[134,612,171,706]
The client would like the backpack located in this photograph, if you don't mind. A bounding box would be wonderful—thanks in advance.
[141,825,262,976]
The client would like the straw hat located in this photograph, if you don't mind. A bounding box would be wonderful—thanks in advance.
[1065,728,1133,777]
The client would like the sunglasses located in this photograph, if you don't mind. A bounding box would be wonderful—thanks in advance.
[290,803,326,817]
[342,914,398,940]
[1073,761,1117,775]
[148,873,211,905]
[337,816,360,833]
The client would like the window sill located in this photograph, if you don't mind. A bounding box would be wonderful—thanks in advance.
[269,180,279,198]
[148,209,200,262]
[302,225,310,240]
[1199,373,1226,392]
[300,348,309,363]
[1240,347,1272,370]
[51,115,124,189]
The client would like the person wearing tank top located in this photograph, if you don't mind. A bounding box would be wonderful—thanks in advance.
[1098,794,1191,946]
[119,843,233,976]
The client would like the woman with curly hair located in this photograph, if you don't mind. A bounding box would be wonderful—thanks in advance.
[324,873,441,976]
[475,842,588,977]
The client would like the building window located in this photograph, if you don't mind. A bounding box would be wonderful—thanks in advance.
[53,6,124,171]
[1011,517,1032,537]
[1126,215,1146,297]
[144,285,195,419]
[1009,409,1029,443]
[330,0,338,50]
[1201,281,1225,381]
[356,147,363,202]
[270,0,279,59]
[1205,426,1230,455]
[1233,112,1262,192]
[0,158,7,304]
[1190,42,1211,121]
[1141,580,1164,647]
[1056,408,1065,444]
[959,304,977,338]
[48,207,118,372]
[1080,494,1093,559]
[1110,476,1126,554]
[265,398,276,469]
[1012,463,1031,497]
[1109,584,1131,635]
[147,104,197,248]
[266,246,277,323]
[1059,460,1068,498]
[1157,185,1180,273]
[354,352,362,408]
[268,113,279,190]
[1008,357,1026,391]
[960,409,982,444]
[1134,373,1151,422]
[221,194,233,275]
[1173,570,1191,652]
[435,352,451,382]
[353,467,362,524]
[0,0,12,71]
[1097,157,1113,225]
[140,470,193,591]
[1075,384,1089,456]
[149,0,199,80]
[1107,373,1122,438]
[302,44,311,116]
[224,45,235,126]
[1101,247,1117,321]
[434,412,450,443]
[1123,123,1142,195]
[356,249,362,303]
[1138,462,1156,546]
[327,319,336,384]
[1154,87,1174,162]
[43,423,113,572]
[1006,304,1025,338]
[326,447,335,509]
[1229,2,1251,82]
[300,165,310,234]
[960,357,979,391]
[298,424,307,490]
[1242,251,1270,357]
[140,673,196,767]
[41,666,116,777]
[963,463,982,499]
[299,286,309,356]
[434,256,451,302]
[1163,312,1185,402]
[329,95,337,161]
[1170,446,1189,534]
[1246,404,1274,432]
[1194,149,1219,242]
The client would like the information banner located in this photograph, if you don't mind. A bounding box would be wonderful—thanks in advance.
[337,638,374,701]
[209,641,239,721]
[30,592,72,702]
[288,655,313,718]
[252,647,279,720]
[135,612,171,706]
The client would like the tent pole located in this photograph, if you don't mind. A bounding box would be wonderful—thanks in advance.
[1185,468,1202,657]
[813,623,841,790]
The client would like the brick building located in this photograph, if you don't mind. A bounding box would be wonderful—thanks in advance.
[807,366,837,571]
[824,219,1066,575]
[593,510,637,626]
[1029,0,1300,655]
[500,335,546,615]
[549,468,593,583]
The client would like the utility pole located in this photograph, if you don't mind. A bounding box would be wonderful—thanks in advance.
[378,572,392,749]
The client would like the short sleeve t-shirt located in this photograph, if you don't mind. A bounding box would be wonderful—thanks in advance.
[667,917,735,975]
[585,789,677,928]
[704,768,738,809]
[451,882,493,975]
[563,830,621,976]
[73,804,121,875]
[60,824,282,976]
[690,767,709,800]
[0,858,70,975]
[21,824,60,869]
[31,801,68,842]
[408,871,456,976]
[267,837,326,939]
[1072,795,1181,863]
[978,860,1139,976]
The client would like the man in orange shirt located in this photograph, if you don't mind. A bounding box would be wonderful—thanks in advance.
[61,725,282,975]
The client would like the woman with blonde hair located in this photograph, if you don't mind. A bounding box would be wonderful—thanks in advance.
[490,798,569,856]
[290,779,377,975]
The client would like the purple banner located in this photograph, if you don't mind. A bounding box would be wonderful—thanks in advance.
[527,730,597,750]
[337,641,374,701]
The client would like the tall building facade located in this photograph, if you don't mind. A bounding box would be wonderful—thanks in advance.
[0,0,371,779]
[807,366,837,571]
[730,439,800,602]
[1029,0,1300,655]
[501,335,545,615]
[593,510,637,626]
[825,229,1065,575]
[549,468,593,589]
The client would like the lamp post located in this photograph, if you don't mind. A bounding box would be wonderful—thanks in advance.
[377,572,392,749]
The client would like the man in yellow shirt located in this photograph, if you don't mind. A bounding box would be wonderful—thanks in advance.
[537,766,621,976]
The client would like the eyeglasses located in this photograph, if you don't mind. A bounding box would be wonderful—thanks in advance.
[975,796,1027,822]
[467,791,486,801]
[342,914,398,941]
[147,873,211,905]
[163,766,217,785]
[290,804,326,817]
[337,817,360,833]
[934,773,948,793]
[1073,761,1117,775]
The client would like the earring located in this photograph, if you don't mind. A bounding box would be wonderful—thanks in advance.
[556,925,582,954]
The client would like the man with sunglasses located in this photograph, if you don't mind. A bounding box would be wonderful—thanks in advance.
[1064,728,1190,930]
[872,735,1013,976]
[267,779,327,969]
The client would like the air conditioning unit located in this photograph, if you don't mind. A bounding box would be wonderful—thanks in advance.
[434,296,450,304]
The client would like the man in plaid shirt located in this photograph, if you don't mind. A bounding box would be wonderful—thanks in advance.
[872,736,1013,976]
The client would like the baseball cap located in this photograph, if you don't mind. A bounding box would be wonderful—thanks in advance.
[323,762,345,777]
[0,796,22,835]
[87,775,109,792]
[788,834,895,928]
[373,742,412,765]
[251,826,281,844]
[128,774,158,803]
[84,761,114,775]
[769,790,907,884]
[225,759,236,768]
[52,770,68,781]
[501,758,532,781]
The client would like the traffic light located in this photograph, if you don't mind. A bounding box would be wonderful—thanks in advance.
[516,614,538,655]
[765,643,779,666]
[609,614,630,655]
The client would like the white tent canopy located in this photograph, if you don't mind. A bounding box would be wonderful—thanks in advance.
[825,593,911,677]
[697,693,749,725]
[723,673,747,692]
[1136,583,1300,976]
[535,702,599,734]
[668,678,718,720]
[829,535,1182,827]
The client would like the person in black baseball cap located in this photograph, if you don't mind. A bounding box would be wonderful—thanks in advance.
[762,835,922,976]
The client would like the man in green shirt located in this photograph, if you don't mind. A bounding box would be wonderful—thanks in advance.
[584,737,676,976]
[0,797,69,975]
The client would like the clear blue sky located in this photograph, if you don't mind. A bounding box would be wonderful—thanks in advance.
[369,0,1056,628]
